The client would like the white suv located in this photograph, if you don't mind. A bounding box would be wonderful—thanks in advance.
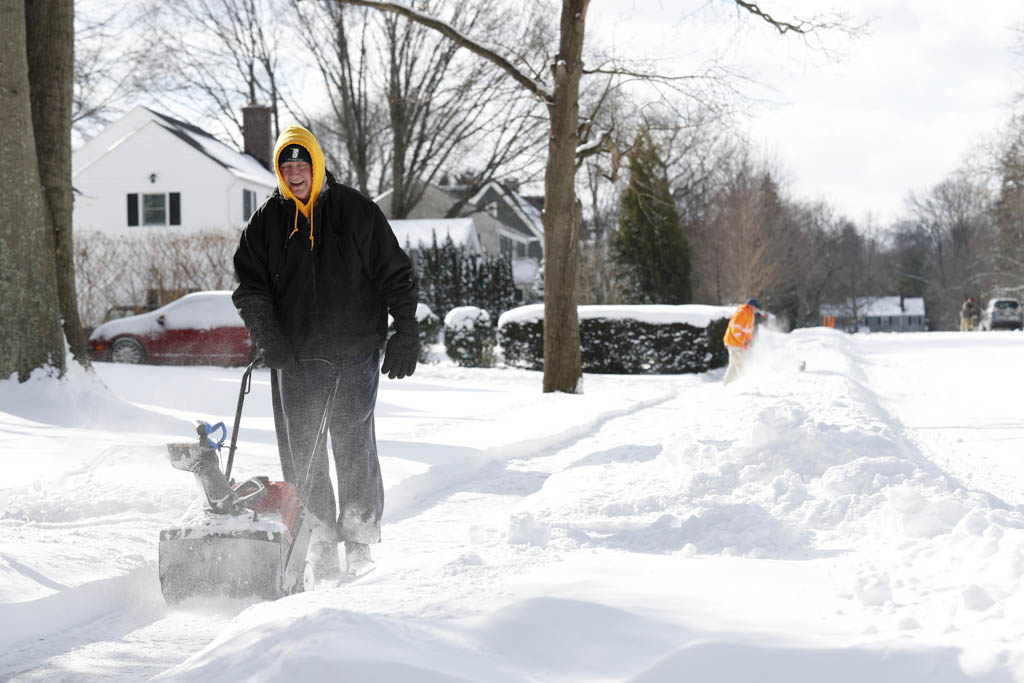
[981,298,1023,331]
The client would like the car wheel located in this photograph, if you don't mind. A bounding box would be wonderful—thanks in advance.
[109,337,146,364]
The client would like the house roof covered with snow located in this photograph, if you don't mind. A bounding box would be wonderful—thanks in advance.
[73,106,276,188]
[389,217,481,253]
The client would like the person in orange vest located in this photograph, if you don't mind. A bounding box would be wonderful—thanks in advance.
[723,298,760,385]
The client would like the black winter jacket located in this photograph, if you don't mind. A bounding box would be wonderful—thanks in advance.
[233,172,418,361]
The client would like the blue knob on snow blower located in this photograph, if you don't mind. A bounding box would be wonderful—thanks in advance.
[203,422,227,450]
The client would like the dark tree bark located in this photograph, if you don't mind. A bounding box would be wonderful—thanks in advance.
[26,0,88,366]
[539,0,586,393]
[0,0,67,381]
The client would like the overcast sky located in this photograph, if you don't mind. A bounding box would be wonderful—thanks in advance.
[589,0,1023,226]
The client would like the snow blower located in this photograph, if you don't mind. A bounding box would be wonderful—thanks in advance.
[158,358,336,604]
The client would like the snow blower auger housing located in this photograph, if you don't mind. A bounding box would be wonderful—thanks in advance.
[158,359,316,604]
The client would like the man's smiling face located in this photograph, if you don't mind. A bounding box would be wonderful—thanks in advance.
[280,160,313,202]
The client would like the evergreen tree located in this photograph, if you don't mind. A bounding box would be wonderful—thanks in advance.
[994,134,1024,286]
[410,232,518,321]
[610,131,692,304]
[490,253,518,318]
[442,235,464,315]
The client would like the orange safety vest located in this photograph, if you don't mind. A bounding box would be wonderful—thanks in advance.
[723,304,756,349]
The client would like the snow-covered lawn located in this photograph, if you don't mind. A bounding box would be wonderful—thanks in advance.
[2,328,1023,681]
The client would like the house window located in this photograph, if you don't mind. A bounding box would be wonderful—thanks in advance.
[143,193,166,225]
[127,192,180,227]
[516,242,526,257]
[243,189,258,219]
[499,235,513,254]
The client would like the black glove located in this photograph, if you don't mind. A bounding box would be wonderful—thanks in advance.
[381,317,420,379]
[259,338,294,370]
[237,299,293,370]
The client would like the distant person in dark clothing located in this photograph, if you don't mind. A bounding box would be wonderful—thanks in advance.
[960,297,977,332]
[232,125,419,580]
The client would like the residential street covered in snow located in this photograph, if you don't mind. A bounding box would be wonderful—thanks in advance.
[1,328,1023,681]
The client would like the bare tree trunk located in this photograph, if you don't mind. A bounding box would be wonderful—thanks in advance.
[541,0,586,393]
[0,0,66,380]
[26,0,88,366]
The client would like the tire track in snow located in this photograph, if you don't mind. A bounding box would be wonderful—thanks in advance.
[382,383,683,525]
[348,385,713,620]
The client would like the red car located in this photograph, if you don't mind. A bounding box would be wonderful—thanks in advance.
[88,291,254,365]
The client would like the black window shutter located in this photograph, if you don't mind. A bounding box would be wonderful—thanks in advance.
[169,193,181,225]
[127,193,138,226]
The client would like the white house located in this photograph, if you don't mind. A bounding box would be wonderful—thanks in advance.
[72,106,277,234]
[821,296,928,332]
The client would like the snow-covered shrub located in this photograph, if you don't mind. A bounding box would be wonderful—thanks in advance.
[705,316,729,368]
[498,304,732,374]
[417,304,441,363]
[497,305,544,371]
[444,306,494,368]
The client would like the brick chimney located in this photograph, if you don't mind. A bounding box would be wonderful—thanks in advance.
[241,104,272,170]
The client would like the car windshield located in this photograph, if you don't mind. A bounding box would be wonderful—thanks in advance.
[994,300,1019,310]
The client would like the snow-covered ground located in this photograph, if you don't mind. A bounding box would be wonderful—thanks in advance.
[2,328,1024,682]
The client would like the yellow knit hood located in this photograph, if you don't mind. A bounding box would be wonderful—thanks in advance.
[273,125,326,248]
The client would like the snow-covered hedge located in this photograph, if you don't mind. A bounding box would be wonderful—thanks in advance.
[388,303,440,363]
[497,304,733,374]
[444,306,494,368]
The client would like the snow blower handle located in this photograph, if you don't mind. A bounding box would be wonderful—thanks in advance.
[204,422,227,450]
[224,356,260,481]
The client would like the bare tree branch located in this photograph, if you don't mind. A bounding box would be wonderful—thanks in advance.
[732,1,809,35]
[339,0,553,104]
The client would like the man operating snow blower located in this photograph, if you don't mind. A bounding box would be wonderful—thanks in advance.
[722,298,760,386]
[233,125,419,582]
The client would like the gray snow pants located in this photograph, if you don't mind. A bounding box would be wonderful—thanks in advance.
[270,350,383,544]
[722,345,748,386]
